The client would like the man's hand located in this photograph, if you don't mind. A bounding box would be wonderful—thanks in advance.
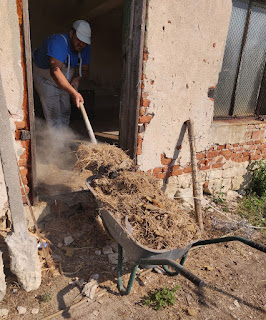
[71,90,84,108]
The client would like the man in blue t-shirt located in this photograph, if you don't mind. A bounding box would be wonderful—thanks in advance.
[33,20,91,129]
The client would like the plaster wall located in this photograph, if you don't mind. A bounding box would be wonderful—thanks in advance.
[0,0,25,216]
[0,0,24,116]
[138,0,232,171]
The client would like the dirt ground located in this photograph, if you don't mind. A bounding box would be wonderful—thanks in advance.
[0,190,265,320]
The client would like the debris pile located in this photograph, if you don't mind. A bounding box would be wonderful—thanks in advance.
[75,144,199,249]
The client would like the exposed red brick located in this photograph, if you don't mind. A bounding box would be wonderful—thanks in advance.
[15,130,21,140]
[225,144,232,149]
[233,143,239,147]
[137,147,142,155]
[220,150,233,157]
[140,98,150,107]
[235,147,244,152]
[217,144,225,150]
[153,167,162,174]
[246,145,256,150]
[171,165,180,171]
[161,158,172,166]
[139,107,146,116]
[139,115,153,124]
[243,156,250,161]
[217,157,224,163]
[141,74,147,80]
[18,158,27,166]
[157,172,171,179]
[206,151,219,158]
[196,153,205,160]
[239,142,245,146]
[250,155,262,161]
[19,167,28,178]
[255,140,263,144]
[247,141,254,145]
[143,53,149,61]
[137,139,142,147]
[200,165,211,170]
[183,167,192,173]
[171,169,183,176]
[257,144,266,150]
[255,149,261,155]
[147,169,152,175]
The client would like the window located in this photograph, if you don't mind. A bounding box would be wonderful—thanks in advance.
[214,0,266,118]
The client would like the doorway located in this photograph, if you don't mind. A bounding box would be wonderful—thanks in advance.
[25,0,146,201]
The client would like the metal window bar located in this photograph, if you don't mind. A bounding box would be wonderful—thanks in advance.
[214,0,266,118]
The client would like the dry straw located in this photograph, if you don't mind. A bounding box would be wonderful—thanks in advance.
[75,144,199,249]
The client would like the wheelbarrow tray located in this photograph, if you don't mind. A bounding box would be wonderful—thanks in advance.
[88,183,191,261]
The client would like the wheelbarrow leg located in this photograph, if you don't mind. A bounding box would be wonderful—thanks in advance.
[117,244,205,296]
[117,244,139,295]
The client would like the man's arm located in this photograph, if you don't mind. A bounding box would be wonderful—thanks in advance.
[49,57,83,107]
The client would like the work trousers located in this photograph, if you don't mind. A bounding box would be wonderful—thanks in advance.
[33,64,72,129]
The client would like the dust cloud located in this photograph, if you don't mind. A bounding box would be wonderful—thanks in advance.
[35,118,92,196]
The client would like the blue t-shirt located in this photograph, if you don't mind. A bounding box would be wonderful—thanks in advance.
[33,33,90,69]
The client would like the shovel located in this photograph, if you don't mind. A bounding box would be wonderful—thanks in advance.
[79,101,97,144]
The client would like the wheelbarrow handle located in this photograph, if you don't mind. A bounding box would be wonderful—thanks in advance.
[192,236,266,253]
[139,258,205,288]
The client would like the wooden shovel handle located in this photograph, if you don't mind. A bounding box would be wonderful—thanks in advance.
[79,102,97,144]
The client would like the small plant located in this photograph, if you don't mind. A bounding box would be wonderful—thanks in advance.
[37,293,51,303]
[238,194,266,227]
[248,161,266,197]
[212,185,226,205]
[144,285,180,310]
[237,161,266,227]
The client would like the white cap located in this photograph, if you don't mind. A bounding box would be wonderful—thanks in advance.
[73,20,91,45]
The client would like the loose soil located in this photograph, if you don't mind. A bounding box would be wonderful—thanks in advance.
[0,191,265,320]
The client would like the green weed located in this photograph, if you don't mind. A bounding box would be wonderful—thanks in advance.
[248,160,266,197]
[144,285,180,310]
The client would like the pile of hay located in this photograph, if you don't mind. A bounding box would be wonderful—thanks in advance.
[75,144,199,249]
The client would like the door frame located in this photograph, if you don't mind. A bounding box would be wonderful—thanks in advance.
[119,0,147,160]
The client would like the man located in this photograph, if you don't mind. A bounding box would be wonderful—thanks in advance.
[33,20,91,129]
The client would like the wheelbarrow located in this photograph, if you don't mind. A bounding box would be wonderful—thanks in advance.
[86,177,266,296]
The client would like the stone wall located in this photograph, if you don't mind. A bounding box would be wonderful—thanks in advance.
[143,121,265,199]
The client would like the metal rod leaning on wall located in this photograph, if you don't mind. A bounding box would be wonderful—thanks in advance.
[186,119,204,231]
